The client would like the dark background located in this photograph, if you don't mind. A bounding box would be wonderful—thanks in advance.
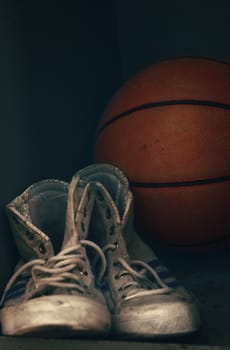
[0,0,122,286]
[116,1,230,79]
[0,1,230,345]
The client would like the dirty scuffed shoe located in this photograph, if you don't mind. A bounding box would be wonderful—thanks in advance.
[76,163,201,339]
[0,176,110,336]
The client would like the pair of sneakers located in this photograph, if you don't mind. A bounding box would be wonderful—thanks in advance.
[0,163,200,338]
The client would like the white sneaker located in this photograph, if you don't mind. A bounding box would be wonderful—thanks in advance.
[0,176,110,336]
[76,163,201,339]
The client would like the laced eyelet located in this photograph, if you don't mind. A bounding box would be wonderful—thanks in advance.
[122,283,131,290]
[112,241,119,250]
[83,207,87,217]
[39,243,46,254]
[109,225,115,235]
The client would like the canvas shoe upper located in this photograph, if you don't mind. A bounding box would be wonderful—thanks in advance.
[0,176,110,336]
[76,163,201,338]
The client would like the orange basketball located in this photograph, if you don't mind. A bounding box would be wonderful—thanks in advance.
[94,57,230,250]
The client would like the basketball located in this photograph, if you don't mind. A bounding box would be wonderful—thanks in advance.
[94,57,230,250]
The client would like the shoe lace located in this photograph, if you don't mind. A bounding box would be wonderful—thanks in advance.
[1,240,106,304]
[103,243,173,300]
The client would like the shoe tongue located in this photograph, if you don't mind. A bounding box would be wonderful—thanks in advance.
[77,163,129,219]
[29,181,68,254]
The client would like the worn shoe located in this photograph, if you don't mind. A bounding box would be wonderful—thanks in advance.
[76,163,201,339]
[0,176,110,336]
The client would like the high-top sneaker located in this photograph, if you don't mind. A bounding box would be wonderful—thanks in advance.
[76,163,201,338]
[0,176,110,336]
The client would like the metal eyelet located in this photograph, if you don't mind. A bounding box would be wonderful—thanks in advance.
[109,225,115,235]
[39,243,46,254]
[113,241,119,249]
[105,208,112,219]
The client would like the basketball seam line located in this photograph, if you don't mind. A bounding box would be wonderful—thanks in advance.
[130,175,230,188]
[97,99,230,134]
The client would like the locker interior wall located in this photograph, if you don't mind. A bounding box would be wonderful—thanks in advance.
[115,0,230,79]
[0,0,122,294]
